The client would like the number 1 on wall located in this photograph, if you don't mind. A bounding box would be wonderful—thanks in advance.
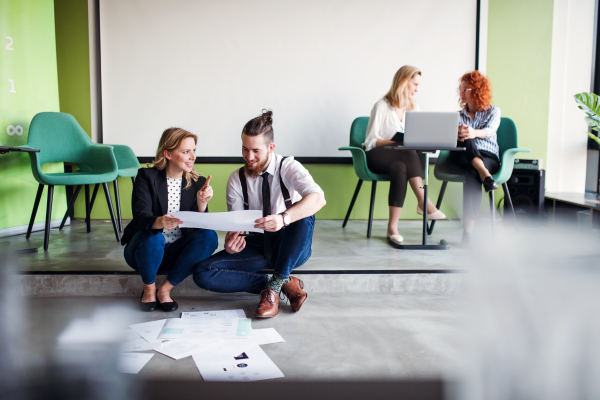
[8,79,15,93]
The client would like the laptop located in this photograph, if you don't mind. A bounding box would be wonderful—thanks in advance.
[402,111,460,150]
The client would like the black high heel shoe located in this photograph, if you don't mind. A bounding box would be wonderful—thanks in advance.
[140,291,157,312]
[157,293,178,312]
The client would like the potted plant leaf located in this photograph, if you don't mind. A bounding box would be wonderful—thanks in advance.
[574,92,600,145]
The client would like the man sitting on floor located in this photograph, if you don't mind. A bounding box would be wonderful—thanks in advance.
[193,110,326,318]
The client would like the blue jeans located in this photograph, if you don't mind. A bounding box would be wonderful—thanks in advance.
[193,215,315,294]
[124,229,218,286]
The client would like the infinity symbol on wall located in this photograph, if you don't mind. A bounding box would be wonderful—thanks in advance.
[6,125,23,136]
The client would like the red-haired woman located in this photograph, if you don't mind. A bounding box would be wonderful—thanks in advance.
[449,71,501,242]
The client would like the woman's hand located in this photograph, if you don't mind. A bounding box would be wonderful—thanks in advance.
[224,231,246,254]
[152,214,183,230]
[458,124,476,141]
[197,175,213,212]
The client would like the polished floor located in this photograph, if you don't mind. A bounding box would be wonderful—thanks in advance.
[22,294,467,381]
[14,219,471,272]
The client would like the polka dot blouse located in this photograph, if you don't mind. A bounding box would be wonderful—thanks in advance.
[164,177,183,243]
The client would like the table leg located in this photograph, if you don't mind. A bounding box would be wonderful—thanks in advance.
[390,152,449,250]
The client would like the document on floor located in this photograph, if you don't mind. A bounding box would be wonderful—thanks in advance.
[172,210,263,233]
[203,328,286,357]
[118,352,154,374]
[157,318,252,340]
[193,345,284,382]
[154,338,222,360]
[181,309,246,320]
[120,329,163,352]
[129,319,167,344]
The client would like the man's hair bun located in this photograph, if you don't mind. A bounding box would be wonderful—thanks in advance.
[261,109,273,125]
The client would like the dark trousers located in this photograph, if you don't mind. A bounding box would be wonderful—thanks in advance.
[447,139,500,222]
[124,229,219,286]
[193,215,315,294]
[366,147,422,207]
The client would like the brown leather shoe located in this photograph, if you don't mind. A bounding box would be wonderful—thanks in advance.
[281,276,307,312]
[255,289,279,318]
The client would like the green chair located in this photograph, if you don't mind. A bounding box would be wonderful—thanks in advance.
[338,117,390,238]
[429,116,531,234]
[20,112,120,250]
[59,144,140,233]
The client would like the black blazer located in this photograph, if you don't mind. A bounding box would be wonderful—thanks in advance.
[121,167,208,246]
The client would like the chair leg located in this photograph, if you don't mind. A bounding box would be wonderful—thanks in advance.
[44,185,54,251]
[89,183,100,212]
[502,183,517,222]
[103,182,121,242]
[113,179,122,232]
[60,185,82,230]
[367,181,377,238]
[342,179,363,228]
[26,184,44,239]
[85,185,91,233]
[489,190,495,232]
[427,181,448,236]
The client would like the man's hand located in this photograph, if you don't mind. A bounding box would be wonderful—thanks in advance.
[225,231,246,254]
[254,215,284,232]
[197,175,213,212]
[153,214,183,230]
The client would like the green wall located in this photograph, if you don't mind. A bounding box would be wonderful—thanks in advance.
[0,0,66,231]
[6,0,554,232]
[54,0,92,136]
[487,0,554,164]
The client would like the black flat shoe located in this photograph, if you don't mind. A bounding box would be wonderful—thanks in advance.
[140,291,157,312]
[157,296,178,312]
[483,176,499,193]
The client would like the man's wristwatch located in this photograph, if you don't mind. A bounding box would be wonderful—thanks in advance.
[279,212,290,227]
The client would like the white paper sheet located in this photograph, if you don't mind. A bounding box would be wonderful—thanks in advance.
[129,319,167,344]
[118,352,154,374]
[172,210,263,233]
[193,345,284,382]
[154,339,222,360]
[181,309,246,320]
[200,328,286,357]
[157,318,252,340]
[120,329,163,352]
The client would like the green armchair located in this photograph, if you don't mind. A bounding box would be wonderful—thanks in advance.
[429,116,531,234]
[338,117,390,238]
[20,112,120,250]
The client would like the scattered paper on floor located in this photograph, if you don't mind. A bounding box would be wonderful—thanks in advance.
[192,345,284,382]
[118,352,154,374]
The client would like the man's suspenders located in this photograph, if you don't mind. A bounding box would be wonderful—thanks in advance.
[238,157,293,211]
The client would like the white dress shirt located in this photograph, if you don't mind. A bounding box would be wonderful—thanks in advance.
[226,153,325,215]
[363,98,420,151]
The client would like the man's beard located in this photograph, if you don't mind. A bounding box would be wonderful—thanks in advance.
[243,156,270,178]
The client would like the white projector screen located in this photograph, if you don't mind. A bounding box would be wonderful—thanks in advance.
[99,0,477,158]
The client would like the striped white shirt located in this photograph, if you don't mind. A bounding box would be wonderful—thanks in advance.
[459,105,501,158]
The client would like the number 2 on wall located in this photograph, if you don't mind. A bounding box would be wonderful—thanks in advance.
[8,79,15,93]
[5,36,13,51]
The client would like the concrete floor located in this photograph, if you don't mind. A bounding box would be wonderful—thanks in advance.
[15,219,470,272]
[23,294,466,381]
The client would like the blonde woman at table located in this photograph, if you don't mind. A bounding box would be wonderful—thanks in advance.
[363,65,445,247]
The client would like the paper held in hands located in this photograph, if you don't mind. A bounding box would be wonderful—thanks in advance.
[172,210,263,233]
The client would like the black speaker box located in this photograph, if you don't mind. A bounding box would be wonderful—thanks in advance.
[504,169,545,218]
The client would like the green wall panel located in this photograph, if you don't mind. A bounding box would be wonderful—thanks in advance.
[487,0,554,164]
[54,0,92,136]
[0,0,66,231]
[74,163,462,222]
